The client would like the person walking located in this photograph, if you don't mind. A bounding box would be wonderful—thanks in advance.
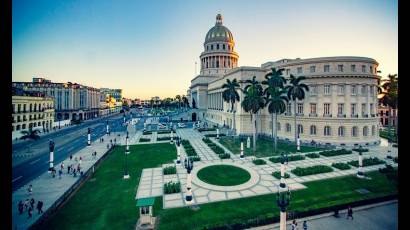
[61,162,64,170]
[37,201,43,214]
[303,220,307,230]
[347,206,353,220]
[67,165,71,174]
[30,198,35,209]
[291,220,298,230]
[24,199,29,211]
[18,201,24,215]
[27,184,32,196]
[27,206,33,219]
[58,169,63,179]
[70,154,73,161]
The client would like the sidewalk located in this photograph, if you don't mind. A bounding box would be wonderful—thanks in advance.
[12,131,127,230]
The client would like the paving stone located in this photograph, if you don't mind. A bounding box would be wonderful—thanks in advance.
[208,191,227,201]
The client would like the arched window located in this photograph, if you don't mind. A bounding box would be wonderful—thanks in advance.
[338,126,345,137]
[324,126,331,136]
[286,123,291,132]
[372,125,376,136]
[352,126,358,137]
[310,125,317,135]
[277,122,281,131]
[297,124,303,134]
[363,126,368,136]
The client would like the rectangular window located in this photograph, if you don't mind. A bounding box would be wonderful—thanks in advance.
[361,85,367,95]
[211,45,213,50]
[217,44,219,50]
[351,65,356,72]
[338,65,343,72]
[310,85,318,95]
[286,69,290,75]
[18,104,21,113]
[362,103,367,115]
[310,66,316,73]
[370,66,373,74]
[362,65,366,72]
[351,103,356,115]
[324,103,330,115]
[324,85,331,95]
[370,103,374,115]
[338,103,344,115]
[223,44,225,50]
[351,85,357,95]
[297,67,302,74]
[287,102,292,115]
[297,103,303,114]
[310,103,317,114]
[324,65,330,72]
[338,85,345,95]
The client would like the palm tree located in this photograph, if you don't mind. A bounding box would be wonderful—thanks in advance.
[175,95,181,110]
[285,74,309,147]
[262,68,288,152]
[241,76,265,152]
[222,78,240,135]
[182,95,188,110]
[379,74,398,144]
[20,128,41,141]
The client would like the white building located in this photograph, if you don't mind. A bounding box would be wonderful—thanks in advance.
[188,14,380,146]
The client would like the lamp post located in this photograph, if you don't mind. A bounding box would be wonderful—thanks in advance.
[48,139,55,172]
[87,128,91,146]
[123,131,130,179]
[279,153,289,188]
[184,158,194,203]
[170,129,174,144]
[277,188,291,230]
[296,135,301,152]
[106,120,109,135]
[176,137,181,164]
[216,128,220,139]
[356,145,365,178]
[123,114,126,124]
[247,136,251,149]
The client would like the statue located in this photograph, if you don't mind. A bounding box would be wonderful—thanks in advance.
[49,139,55,152]
[192,98,196,109]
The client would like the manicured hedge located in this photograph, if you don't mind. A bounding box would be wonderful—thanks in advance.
[157,137,171,141]
[164,181,181,194]
[272,171,290,179]
[306,153,320,158]
[157,130,171,134]
[252,159,267,165]
[163,166,177,175]
[139,138,151,142]
[143,131,152,135]
[203,138,226,155]
[181,140,198,157]
[189,156,201,162]
[331,162,351,170]
[291,165,333,176]
[379,165,395,173]
[347,157,385,167]
[218,153,231,159]
[205,133,226,137]
[269,155,305,163]
[319,149,352,157]
[198,128,216,132]
[352,148,369,153]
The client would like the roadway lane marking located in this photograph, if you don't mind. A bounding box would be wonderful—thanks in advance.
[12,176,22,183]
[29,158,41,165]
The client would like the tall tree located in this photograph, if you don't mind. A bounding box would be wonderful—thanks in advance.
[175,95,181,110]
[222,78,241,135]
[262,68,288,152]
[285,74,309,147]
[379,74,398,144]
[241,76,265,152]
[182,95,189,110]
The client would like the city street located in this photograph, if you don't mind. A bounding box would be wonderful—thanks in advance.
[12,113,128,192]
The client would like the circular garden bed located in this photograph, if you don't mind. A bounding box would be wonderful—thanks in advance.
[196,165,251,186]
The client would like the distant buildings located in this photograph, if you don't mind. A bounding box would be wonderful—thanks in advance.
[378,104,397,127]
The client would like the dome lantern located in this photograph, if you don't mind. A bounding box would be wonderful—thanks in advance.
[216,14,223,25]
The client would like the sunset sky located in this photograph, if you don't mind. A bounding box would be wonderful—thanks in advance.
[12,0,398,99]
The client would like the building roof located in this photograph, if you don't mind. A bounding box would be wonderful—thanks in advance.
[205,14,234,43]
[136,197,155,207]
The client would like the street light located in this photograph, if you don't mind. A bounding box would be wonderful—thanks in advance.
[279,153,289,188]
[170,129,174,144]
[355,145,365,178]
[176,136,181,164]
[296,134,301,152]
[124,131,130,179]
[240,136,244,158]
[87,128,91,146]
[216,128,220,139]
[106,120,110,135]
[184,157,194,203]
[277,187,291,230]
[48,139,55,172]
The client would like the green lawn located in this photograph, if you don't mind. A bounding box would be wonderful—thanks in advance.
[197,165,251,186]
[42,143,176,230]
[156,170,397,230]
[379,129,397,143]
[219,136,323,157]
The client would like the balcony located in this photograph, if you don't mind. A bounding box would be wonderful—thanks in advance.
[323,114,332,118]
[309,113,318,117]
[296,113,304,117]
[362,114,369,118]
[351,114,358,118]
[337,114,346,118]
[285,112,292,116]
[371,114,376,117]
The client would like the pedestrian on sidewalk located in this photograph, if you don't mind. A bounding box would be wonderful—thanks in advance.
[107,144,109,149]
[70,154,73,161]
[291,220,298,230]
[27,184,32,196]
[18,201,24,215]
[37,201,43,214]
[79,156,82,164]
[58,169,63,179]
[73,169,77,177]
[52,168,56,178]
[67,165,71,174]
[74,156,78,162]
[30,198,35,209]
[102,138,104,142]
[77,163,81,172]
[24,199,29,211]
[347,206,353,220]
[61,162,64,170]
[303,220,307,230]
[27,206,33,219]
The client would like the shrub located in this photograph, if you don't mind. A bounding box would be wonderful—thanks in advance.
[157,137,171,141]
[269,155,305,163]
[139,138,151,142]
[198,128,216,132]
[352,148,369,153]
[319,149,352,157]
[205,133,226,137]
[189,156,201,161]
[157,130,171,134]
[218,153,231,159]
[379,164,395,173]
[291,165,333,176]
[202,138,213,144]
[347,157,385,167]
[163,166,177,175]
[202,138,226,154]
[253,159,267,165]
[306,153,320,158]
[164,181,181,194]
[143,131,152,135]
[272,171,290,179]
[331,162,351,170]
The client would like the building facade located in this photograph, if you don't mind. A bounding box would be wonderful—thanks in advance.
[12,94,54,138]
[378,104,397,127]
[188,14,380,146]
[12,78,100,121]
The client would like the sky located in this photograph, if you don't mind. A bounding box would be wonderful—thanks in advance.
[12,0,398,100]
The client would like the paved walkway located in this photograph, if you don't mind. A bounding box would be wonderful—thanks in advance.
[249,201,398,230]
[12,132,126,230]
